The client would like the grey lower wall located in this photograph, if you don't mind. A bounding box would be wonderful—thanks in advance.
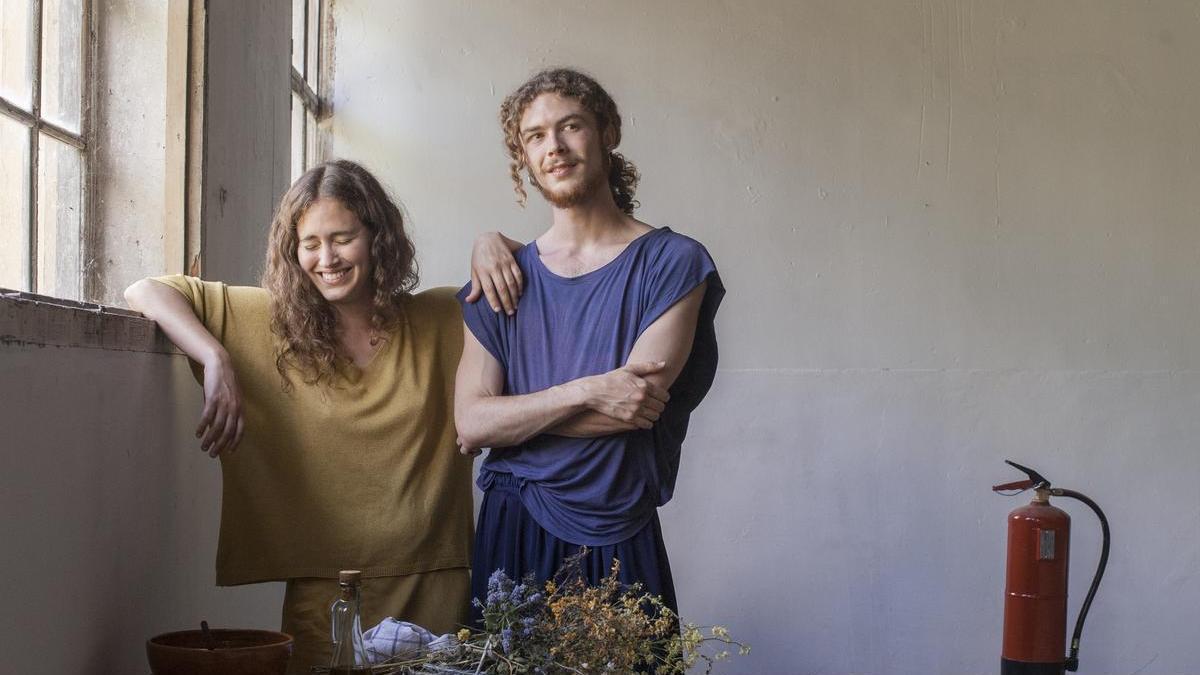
[0,344,281,674]
[328,1,1200,673]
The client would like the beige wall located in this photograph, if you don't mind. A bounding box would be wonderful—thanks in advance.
[329,1,1200,673]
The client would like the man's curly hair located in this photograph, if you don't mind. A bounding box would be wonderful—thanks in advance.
[262,159,418,389]
[499,67,640,215]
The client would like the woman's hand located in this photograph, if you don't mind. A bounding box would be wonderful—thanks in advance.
[466,231,524,315]
[124,278,247,459]
[197,351,245,457]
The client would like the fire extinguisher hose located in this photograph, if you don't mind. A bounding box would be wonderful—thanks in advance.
[1051,488,1111,673]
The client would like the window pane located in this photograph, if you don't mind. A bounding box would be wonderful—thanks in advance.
[305,108,317,171]
[0,115,31,290]
[291,92,304,182]
[36,133,83,299]
[291,0,304,75]
[41,0,84,133]
[0,0,36,110]
[305,0,319,88]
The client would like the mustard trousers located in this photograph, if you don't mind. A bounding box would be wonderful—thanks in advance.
[280,568,470,675]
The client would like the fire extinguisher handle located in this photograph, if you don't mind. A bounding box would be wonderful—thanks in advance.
[1051,488,1111,673]
[1004,459,1051,488]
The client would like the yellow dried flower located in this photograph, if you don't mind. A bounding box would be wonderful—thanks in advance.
[383,551,748,675]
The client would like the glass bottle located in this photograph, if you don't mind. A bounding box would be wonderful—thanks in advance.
[329,569,374,674]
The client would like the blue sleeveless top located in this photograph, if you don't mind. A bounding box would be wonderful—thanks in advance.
[457,227,724,545]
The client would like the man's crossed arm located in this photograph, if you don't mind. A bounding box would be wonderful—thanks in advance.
[454,282,708,453]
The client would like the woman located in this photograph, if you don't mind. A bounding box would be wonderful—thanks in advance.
[125,159,520,672]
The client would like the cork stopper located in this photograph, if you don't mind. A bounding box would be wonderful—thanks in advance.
[338,570,362,585]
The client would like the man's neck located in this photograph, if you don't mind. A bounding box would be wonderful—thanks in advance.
[536,190,653,277]
[543,192,642,249]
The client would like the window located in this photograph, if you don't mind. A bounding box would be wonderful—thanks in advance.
[291,0,330,180]
[1,0,91,300]
[2,2,293,350]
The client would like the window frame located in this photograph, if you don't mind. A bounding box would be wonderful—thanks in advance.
[291,0,332,178]
[1,0,95,298]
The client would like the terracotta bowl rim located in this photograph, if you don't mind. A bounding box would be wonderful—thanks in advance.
[147,628,294,653]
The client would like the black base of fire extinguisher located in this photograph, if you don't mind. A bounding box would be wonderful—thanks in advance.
[1001,658,1064,675]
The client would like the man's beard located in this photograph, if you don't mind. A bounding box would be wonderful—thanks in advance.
[529,164,608,209]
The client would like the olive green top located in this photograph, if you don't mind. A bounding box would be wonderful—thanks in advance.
[151,275,472,585]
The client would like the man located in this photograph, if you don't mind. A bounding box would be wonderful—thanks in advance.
[455,68,725,617]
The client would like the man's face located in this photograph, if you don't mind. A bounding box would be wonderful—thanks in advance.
[518,93,609,209]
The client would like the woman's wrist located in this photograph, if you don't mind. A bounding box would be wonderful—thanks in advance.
[199,344,231,370]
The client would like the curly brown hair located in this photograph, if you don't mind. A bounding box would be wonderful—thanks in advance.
[262,159,418,388]
[499,67,640,215]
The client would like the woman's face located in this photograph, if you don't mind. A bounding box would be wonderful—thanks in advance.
[295,198,373,311]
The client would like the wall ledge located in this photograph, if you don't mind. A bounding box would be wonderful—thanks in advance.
[0,289,176,354]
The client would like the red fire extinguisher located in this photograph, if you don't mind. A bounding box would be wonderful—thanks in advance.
[993,460,1110,675]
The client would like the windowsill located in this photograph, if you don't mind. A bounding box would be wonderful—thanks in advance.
[0,289,177,354]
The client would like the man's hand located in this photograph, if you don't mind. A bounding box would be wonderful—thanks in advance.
[466,231,524,315]
[576,361,670,429]
[197,351,245,457]
[457,436,483,457]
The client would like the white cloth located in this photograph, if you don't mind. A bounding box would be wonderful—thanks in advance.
[362,617,458,663]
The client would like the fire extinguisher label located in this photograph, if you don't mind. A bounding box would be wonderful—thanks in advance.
[1038,529,1056,560]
